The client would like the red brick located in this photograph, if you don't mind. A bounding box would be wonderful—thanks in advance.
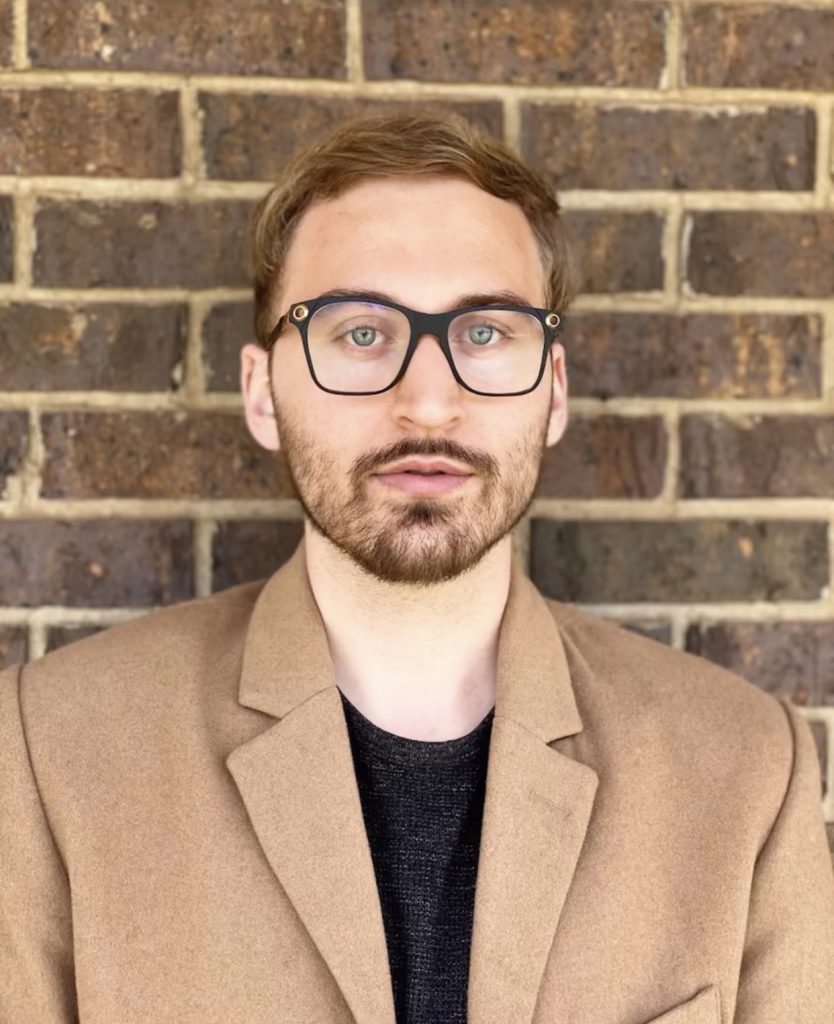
[565,313,822,400]
[685,621,834,707]
[0,520,193,606]
[212,519,304,591]
[0,627,27,669]
[0,412,27,495]
[680,416,834,498]
[33,199,253,288]
[530,520,828,604]
[203,301,253,393]
[684,5,834,90]
[522,105,815,191]
[40,412,296,500]
[536,416,666,499]
[45,624,106,652]
[200,94,504,182]
[0,303,186,390]
[0,195,12,281]
[363,0,666,87]
[688,213,834,298]
[0,88,180,177]
[564,211,664,295]
[29,0,347,77]
[0,0,12,67]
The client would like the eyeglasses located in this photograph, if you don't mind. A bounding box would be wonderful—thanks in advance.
[263,293,563,397]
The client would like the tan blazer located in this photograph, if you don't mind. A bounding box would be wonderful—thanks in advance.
[2,539,833,1024]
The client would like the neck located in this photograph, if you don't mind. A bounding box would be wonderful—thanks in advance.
[303,523,513,741]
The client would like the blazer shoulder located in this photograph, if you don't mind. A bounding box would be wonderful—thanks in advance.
[546,598,797,835]
[9,578,269,719]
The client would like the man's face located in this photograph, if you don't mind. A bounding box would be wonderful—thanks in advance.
[242,175,568,586]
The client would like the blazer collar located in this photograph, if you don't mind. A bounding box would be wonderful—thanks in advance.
[228,538,598,1024]
[237,536,584,744]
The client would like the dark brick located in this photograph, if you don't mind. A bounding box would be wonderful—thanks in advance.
[536,416,666,499]
[29,0,347,77]
[212,519,304,591]
[0,88,180,177]
[0,195,12,282]
[33,199,253,288]
[685,621,834,707]
[0,0,12,66]
[566,313,822,400]
[0,626,27,669]
[564,212,664,294]
[45,623,107,652]
[530,520,828,604]
[363,0,666,87]
[40,412,296,500]
[200,94,504,182]
[0,412,27,496]
[523,105,815,191]
[0,520,193,606]
[681,416,834,498]
[203,301,253,392]
[809,720,828,797]
[0,303,186,391]
[684,5,834,90]
[688,213,834,298]
[620,620,673,645]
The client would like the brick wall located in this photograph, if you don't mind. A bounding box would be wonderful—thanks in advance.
[1,1,833,849]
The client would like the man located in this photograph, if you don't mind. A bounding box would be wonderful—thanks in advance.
[2,111,833,1024]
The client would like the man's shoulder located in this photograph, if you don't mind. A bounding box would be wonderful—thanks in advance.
[545,597,794,796]
[2,579,269,718]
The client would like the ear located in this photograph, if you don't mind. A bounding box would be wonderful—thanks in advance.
[241,342,281,452]
[545,341,569,447]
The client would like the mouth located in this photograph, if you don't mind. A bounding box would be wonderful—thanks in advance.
[373,463,475,496]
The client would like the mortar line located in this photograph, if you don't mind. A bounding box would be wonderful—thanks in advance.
[184,297,210,399]
[660,406,681,503]
[529,497,834,518]
[1,176,828,211]
[345,0,364,84]
[11,191,34,289]
[822,309,834,407]
[3,392,834,416]
[662,194,684,301]
[0,68,831,105]
[575,602,834,621]
[178,79,205,187]
[11,0,28,69]
[503,93,522,153]
[661,0,683,91]
[0,499,304,518]
[193,519,215,598]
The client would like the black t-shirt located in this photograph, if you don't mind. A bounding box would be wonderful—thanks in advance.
[339,689,494,1024]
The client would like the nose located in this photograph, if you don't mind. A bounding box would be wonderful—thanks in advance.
[389,331,465,429]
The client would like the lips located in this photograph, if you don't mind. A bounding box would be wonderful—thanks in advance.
[375,459,472,477]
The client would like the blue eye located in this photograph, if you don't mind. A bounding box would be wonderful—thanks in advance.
[468,325,495,345]
[350,326,377,347]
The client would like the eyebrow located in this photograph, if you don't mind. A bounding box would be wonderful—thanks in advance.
[314,287,539,310]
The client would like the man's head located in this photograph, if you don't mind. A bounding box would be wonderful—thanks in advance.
[241,110,574,587]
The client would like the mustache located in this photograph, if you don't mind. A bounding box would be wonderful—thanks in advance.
[352,438,498,480]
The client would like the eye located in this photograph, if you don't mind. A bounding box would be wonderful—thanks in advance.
[467,324,499,346]
[349,325,378,347]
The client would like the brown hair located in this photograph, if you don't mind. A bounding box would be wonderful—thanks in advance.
[248,108,574,347]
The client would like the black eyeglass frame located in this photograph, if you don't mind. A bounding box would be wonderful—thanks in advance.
[262,293,564,398]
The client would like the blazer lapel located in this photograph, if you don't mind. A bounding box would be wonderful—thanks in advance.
[226,543,396,1024]
[226,540,598,1024]
[467,563,599,1024]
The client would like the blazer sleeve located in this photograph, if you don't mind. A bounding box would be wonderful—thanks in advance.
[0,663,78,1023]
[734,697,834,1022]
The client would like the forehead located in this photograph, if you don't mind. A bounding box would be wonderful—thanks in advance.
[278,175,546,312]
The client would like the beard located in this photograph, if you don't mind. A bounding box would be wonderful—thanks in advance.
[269,384,549,587]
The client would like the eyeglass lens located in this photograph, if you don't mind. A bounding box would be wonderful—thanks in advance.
[305,301,546,394]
